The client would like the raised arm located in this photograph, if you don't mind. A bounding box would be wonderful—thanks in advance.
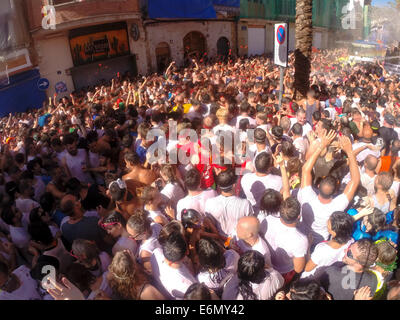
[301,129,337,188]
[340,135,360,202]
[274,152,290,200]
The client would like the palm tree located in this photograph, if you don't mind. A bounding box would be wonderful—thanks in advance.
[294,0,313,99]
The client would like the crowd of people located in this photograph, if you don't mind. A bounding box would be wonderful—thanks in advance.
[0,47,400,300]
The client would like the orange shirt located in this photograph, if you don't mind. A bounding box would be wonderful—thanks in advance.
[379,156,399,173]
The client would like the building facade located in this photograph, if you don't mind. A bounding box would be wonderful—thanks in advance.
[22,0,239,96]
[143,0,240,73]
[0,0,47,116]
[25,0,147,95]
[238,0,352,57]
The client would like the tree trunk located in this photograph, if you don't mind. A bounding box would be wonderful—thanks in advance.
[294,0,313,99]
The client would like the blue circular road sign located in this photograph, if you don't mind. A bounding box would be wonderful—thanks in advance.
[37,78,50,90]
[277,26,286,45]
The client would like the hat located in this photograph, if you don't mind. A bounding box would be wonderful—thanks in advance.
[384,113,395,126]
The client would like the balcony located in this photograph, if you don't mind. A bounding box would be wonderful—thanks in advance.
[26,0,140,33]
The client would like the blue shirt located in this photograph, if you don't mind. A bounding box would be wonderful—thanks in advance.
[38,113,51,127]
[52,210,66,228]
[324,98,342,108]
[347,209,398,244]
[135,144,147,164]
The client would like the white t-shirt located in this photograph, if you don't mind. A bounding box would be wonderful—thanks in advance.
[222,268,284,300]
[205,195,253,238]
[297,186,350,244]
[289,118,312,137]
[9,225,30,249]
[301,239,354,279]
[112,236,138,257]
[87,271,114,300]
[0,265,41,300]
[137,223,162,265]
[240,173,282,211]
[264,217,308,274]
[160,182,186,209]
[197,249,239,291]
[233,115,257,129]
[89,252,112,278]
[391,180,400,200]
[248,145,272,163]
[293,136,308,160]
[237,236,272,267]
[56,150,67,166]
[15,198,40,215]
[150,247,197,300]
[361,172,376,196]
[352,142,380,163]
[176,189,217,221]
[63,149,92,184]
[213,124,236,135]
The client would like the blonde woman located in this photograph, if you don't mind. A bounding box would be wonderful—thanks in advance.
[107,250,165,300]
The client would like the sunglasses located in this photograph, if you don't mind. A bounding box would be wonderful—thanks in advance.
[129,231,145,240]
[69,250,81,260]
[346,246,364,265]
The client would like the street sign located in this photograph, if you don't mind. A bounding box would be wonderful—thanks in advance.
[55,81,67,93]
[277,25,286,45]
[37,78,49,90]
[274,23,288,67]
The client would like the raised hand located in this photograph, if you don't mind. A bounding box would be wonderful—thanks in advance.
[47,277,85,300]
[320,129,337,148]
[338,135,353,154]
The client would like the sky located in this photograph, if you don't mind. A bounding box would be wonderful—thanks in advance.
[372,0,394,7]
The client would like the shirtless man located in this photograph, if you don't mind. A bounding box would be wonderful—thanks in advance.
[122,151,157,185]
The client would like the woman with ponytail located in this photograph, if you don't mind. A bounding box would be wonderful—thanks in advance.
[222,250,284,300]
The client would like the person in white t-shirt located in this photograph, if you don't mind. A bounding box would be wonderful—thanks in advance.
[297,131,360,247]
[248,128,272,166]
[151,233,197,300]
[0,261,41,300]
[205,169,253,238]
[106,250,165,300]
[195,238,239,296]
[213,108,236,135]
[61,134,92,184]
[264,197,309,285]
[360,155,378,196]
[289,109,312,137]
[291,123,308,161]
[159,164,186,211]
[100,211,138,257]
[222,250,284,300]
[176,169,217,220]
[301,211,354,279]
[241,152,282,213]
[232,102,256,129]
[71,239,111,278]
[236,216,272,267]
[126,210,162,274]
